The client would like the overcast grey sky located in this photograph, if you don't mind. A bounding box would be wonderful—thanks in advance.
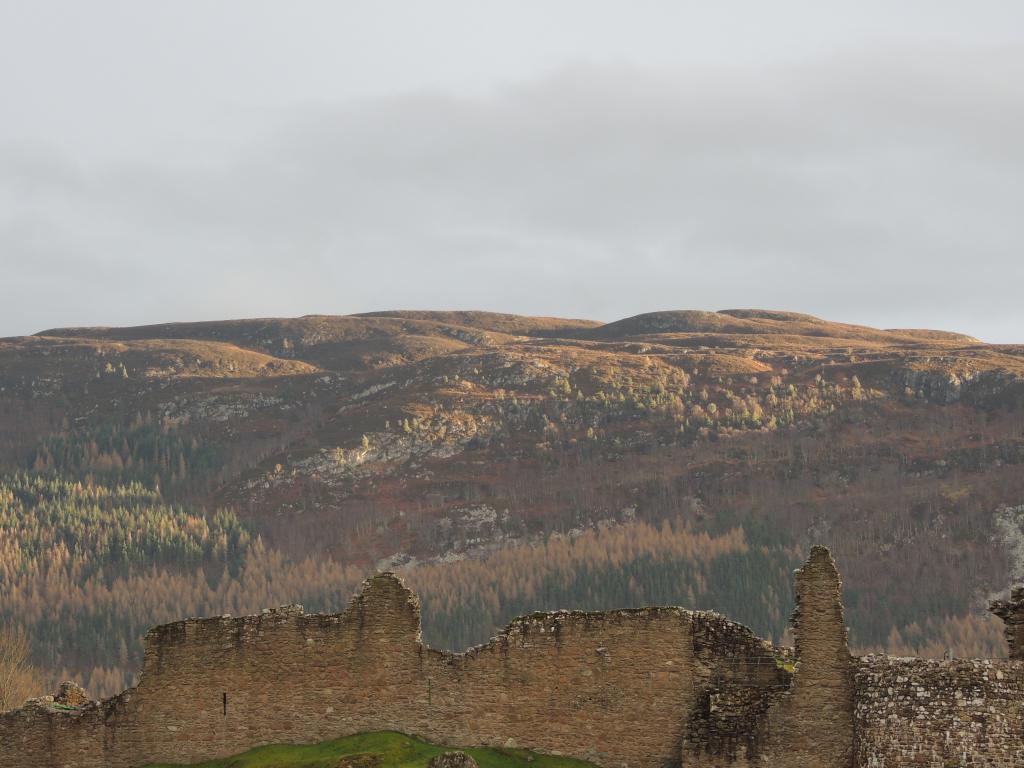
[1,2,1022,341]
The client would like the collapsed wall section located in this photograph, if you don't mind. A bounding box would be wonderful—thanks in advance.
[0,701,103,767]
[681,614,792,767]
[989,586,1024,660]
[854,656,1024,767]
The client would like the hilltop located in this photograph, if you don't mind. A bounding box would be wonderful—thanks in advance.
[2,309,1023,696]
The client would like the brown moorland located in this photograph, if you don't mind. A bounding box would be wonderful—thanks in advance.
[2,308,1023,697]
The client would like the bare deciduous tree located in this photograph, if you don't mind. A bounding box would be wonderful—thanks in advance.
[0,626,44,712]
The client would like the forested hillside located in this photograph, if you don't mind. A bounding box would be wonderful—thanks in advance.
[1,309,1022,701]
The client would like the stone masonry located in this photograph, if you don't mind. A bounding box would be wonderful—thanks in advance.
[989,585,1024,661]
[761,546,855,768]
[854,657,1024,767]
[1,549,1023,768]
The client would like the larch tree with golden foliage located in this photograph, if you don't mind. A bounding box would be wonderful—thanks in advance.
[0,626,45,713]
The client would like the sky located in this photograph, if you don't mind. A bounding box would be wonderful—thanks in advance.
[1,2,1022,341]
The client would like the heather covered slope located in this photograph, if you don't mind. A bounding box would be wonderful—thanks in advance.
[2,309,1024,698]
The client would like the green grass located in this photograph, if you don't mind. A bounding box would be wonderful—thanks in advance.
[143,731,599,768]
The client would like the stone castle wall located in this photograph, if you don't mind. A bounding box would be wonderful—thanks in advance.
[2,548,1023,768]
[854,657,1024,767]
[847,584,1024,767]
[0,574,793,768]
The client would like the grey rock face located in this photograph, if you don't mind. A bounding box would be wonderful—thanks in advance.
[428,751,479,768]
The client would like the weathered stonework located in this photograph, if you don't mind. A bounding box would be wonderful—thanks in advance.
[842,589,1024,767]
[761,546,855,768]
[854,657,1024,767]
[2,548,1023,768]
[53,682,91,708]
[989,585,1024,660]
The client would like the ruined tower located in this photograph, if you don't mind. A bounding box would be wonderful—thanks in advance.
[762,546,855,768]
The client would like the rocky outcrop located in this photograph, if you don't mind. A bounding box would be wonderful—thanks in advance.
[427,752,478,768]
[891,367,1021,404]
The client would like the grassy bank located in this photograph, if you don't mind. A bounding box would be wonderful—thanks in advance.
[144,731,599,768]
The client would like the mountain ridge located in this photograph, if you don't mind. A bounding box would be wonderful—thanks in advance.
[1,308,1022,697]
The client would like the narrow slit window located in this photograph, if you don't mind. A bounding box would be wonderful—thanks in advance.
[222,692,228,716]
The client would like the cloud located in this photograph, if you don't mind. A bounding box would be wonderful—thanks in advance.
[2,47,1022,340]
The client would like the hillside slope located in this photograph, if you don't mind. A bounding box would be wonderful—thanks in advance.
[2,309,1023,697]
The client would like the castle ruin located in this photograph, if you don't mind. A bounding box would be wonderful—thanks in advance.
[2,546,1023,768]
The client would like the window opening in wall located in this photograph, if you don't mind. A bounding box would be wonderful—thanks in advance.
[223,692,228,716]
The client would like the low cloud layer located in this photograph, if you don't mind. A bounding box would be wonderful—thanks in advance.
[2,13,1022,340]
